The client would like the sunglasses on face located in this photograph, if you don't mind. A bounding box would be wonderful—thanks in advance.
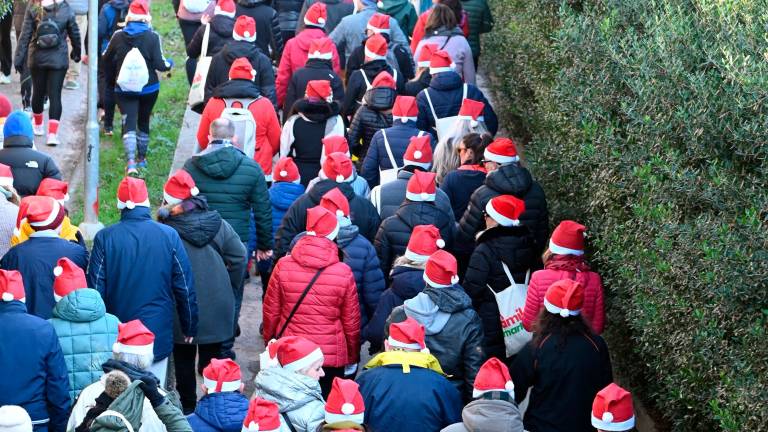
[456,146,468,155]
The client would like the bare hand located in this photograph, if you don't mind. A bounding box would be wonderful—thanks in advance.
[82,55,89,65]
[200,14,211,25]
[256,250,273,261]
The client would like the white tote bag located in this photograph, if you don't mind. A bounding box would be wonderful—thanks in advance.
[187,24,212,109]
[424,83,468,141]
[488,262,532,357]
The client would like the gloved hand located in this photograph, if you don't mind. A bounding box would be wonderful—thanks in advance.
[70,51,81,62]
[137,374,165,408]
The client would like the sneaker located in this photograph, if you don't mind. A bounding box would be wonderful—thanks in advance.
[0,74,10,85]
[46,133,60,146]
[44,99,49,110]
[136,159,147,169]
[126,160,138,175]
[33,123,44,136]
[64,80,79,90]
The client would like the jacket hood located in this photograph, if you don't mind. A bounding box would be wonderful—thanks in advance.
[162,208,222,248]
[363,87,397,111]
[395,201,444,227]
[380,0,412,15]
[423,285,473,314]
[51,288,106,323]
[124,21,150,36]
[361,60,391,78]
[211,15,235,37]
[191,146,245,179]
[222,40,265,64]
[426,26,464,38]
[307,179,356,205]
[237,0,269,7]
[460,399,522,432]
[193,392,249,432]
[484,163,533,196]
[292,99,341,121]
[390,266,425,299]
[336,224,361,249]
[254,367,323,412]
[305,58,334,70]
[476,225,532,245]
[212,78,262,99]
[404,292,450,334]
[429,70,464,91]
[295,28,329,51]
[270,182,306,211]
[290,235,340,269]
[91,382,144,432]
[364,351,445,375]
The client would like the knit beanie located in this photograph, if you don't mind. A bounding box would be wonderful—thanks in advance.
[3,111,33,140]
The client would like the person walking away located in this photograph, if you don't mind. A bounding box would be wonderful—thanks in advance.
[344,13,414,83]
[186,359,250,430]
[341,34,403,120]
[0,269,71,432]
[348,71,396,163]
[404,43,437,96]
[329,0,409,64]
[296,0,353,36]
[234,0,283,61]
[12,180,84,247]
[356,317,461,432]
[186,0,235,65]
[95,0,132,136]
[158,170,247,414]
[240,398,287,432]
[523,220,605,334]
[64,0,88,89]
[0,164,19,258]
[0,0,13,84]
[378,0,416,36]
[14,0,81,146]
[282,38,343,115]
[12,0,32,112]
[460,0,493,67]
[177,0,215,84]
[88,176,198,385]
[591,383,636,432]
[317,378,369,431]
[511,279,613,432]
[432,98,489,183]
[102,0,174,173]
[442,357,524,432]
[410,0,468,52]
[305,136,370,199]
[440,132,489,222]
[274,0,301,42]
[414,3,474,84]
[386,250,485,401]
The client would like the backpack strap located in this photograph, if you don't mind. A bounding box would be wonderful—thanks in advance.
[361,70,372,90]
[424,88,439,121]
[280,412,298,432]
[463,83,468,100]
[382,130,399,171]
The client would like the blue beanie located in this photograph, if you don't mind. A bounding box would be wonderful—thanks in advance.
[3,111,34,140]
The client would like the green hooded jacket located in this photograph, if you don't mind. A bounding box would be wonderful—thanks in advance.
[378,0,418,37]
[460,0,494,58]
[91,382,192,432]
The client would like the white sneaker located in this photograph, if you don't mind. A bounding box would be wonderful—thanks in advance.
[0,74,10,85]
[33,124,44,136]
[46,133,60,146]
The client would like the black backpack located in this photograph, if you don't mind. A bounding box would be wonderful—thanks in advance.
[35,9,61,49]
[110,5,129,37]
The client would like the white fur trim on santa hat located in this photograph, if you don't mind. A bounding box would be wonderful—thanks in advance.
[113,341,154,356]
[0,177,13,188]
[28,200,61,227]
[417,59,431,68]
[392,115,417,123]
[364,47,386,61]
[543,298,581,317]
[163,191,183,206]
[429,64,455,75]
[485,200,520,227]
[304,16,326,27]
[232,31,256,42]
[281,347,324,373]
[241,422,280,432]
[591,413,636,431]
[387,336,423,351]
[401,159,431,170]
[324,410,365,426]
[403,248,429,263]
[483,148,519,165]
[548,238,584,256]
[367,23,390,34]
[126,12,151,22]
[308,50,333,60]
[214,5,235,17]
[422,271,458,288]
[203,377,242,393]
[405,190,435,202]
[2,292,15,301]
[117,197,150,210]
[472,381,515,399]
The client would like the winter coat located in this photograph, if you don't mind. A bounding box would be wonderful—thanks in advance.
[341,60,404,119]
[187,391,249,432]
[15,0,81,70]
[307,168,371,198]
[253,367,324,432]
[274,0,303,34]
[440,165,486,222]
[263,235,360,367]
[0,195,17,258]
[360,121,433,188]
[379,0,417,36]
[102,22,173,95]
[523,255,605,334]
[0,234,88,319]
[374,200,455,277]
[415,27,476,84]
[12,215,84,247]
[458,163,549,256]
[348,86,395,161]
[460,0,493,59]
[462,225,537,360]
[512,331,613,432]
[235,0,284,59]
[388,286,485,401]
[283,58,345,114]
[0,301,70,431]
[296,0,353,35]
[88,207,198,361]
[441,394,524,432]
[204,40,278,109]
[269,181,306,236]
[416,71,498,136]
[48,288,120,401]
[404,70,431,97]
[356,351,462,432]
[369,168,454,221]
[68,0,89,15]
[0,137,62,197]
[197,79,281,178]
[183,145,273,248]
[160,204,247,345]
[410,9,470,53]
[186,15,234,60]
[345,36,415,82]
[276,27,341,106]
[90,380,192,432]
[97,0,130,54]
[329,5,409,62]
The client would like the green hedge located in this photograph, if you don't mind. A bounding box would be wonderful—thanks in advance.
[483,0,767,429]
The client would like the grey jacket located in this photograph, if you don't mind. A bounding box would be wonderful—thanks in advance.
[441,397,524,432]
[253,367,325,432]
[370,169,455,221]
[329,5,410,61]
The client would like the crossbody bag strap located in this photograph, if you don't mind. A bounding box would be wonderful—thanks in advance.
[382,130,398,170]
[201,23,210,58]
[439,34,454,50]
[462,83,468,99]
[280,412,298,432]
[276,268,325,339]
[424,88,439,120]
[501,261,517,285]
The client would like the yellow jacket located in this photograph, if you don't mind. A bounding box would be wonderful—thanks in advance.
[11,216,81,246]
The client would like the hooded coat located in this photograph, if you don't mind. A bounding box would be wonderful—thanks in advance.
[97,0,131,54]
[276,27,341,106]
[204,39,277,108]
[90,380,192,432]
[235,0,284,59]
[368,168,454,221]
[387,285,485,401]
[329,4,409,62]
[49,289,120,401]
[186,14,234,60]
[269,181,307,237]
[415,27,476,84]
[441,394,524,432]
[0,113,62,197]
[186,391,250,432]
[415,71,498,136]
[348,86,396,161]
[360,121,433,188]
[345,35,415,83]
[263,235,361,367]
[253,367,324,432]
[15,0,81,70]
[296,0,353,35]
[459,0,494,60]
[341,60,404,119]
[378,0,418,36]
[282,58,345,114]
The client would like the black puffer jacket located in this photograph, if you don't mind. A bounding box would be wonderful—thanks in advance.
[283,58,344,113]
[462,225,537,361]
[186,14,234,59]
[296,0,353,34]
[236,0,284,59]
[15,0,81,70]
[346,36,415,82]
[341,59,404,118]
[204,40,277,109]
[404,70,431,97]
[0,134,62,197]
[348,86,395,161]
[459,163,549,256]
[374,200,455,278]
[274,0,302,34]
[284,99,342,185]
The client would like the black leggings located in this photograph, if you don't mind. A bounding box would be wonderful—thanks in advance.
[173,342,223,413]
[0,9,12,76]
[30,67,66,119]
[178,19,202,85]
[115,91,158,134]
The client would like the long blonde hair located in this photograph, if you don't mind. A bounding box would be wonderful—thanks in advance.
[433,120,490,183]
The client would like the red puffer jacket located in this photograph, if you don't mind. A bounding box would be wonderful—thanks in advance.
[523,255,605,334]
[263,235,360,367]
[276,28,342,107]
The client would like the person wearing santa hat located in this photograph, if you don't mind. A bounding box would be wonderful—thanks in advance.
[432,98,491,184]
[282,38,345,116]
[348,71,397,162]
[0,163,19,258]
[329,0,409,64]
[238,398,285,432]
[304,135,371,199]
[234,0,284,62]
[511,279,613,432]
[268,156,306,246]
[1,195,88,319]
[48,257,120,401]
[356,317,461,432]
[297,0,354,35]
[344,12,415,85]
[387,249,484,402]
[11,178,84,248]
[462,195,538,361]
[442,357,524,432]
[176,0,216,84]
[186,0,237,66]
[405,42,438,96]
[0,269,71,432]
[414,3,476,84]
[342,34,404,120]
[374,170,455,277]
[591,383,636,432]
[440,132,491,223]
[317,378,369,431]
[186,358,250,429]
[523,220,605,334]
[0,111,62,197]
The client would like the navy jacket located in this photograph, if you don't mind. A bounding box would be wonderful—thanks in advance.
[88,207,198,361]
[269,181,306,237]
[0,235,88,319]
[371,169,454,222]
[416,71,498,136]
[0,301,70,431]
[360,121,434,188]
[187,391,249,432]
[440,166,487,222]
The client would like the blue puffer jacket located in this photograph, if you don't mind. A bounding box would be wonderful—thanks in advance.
[269,181,306,237]
[360,121,435,188]
[187,391,249,432]
[415,71,498,136]
[48,289,120,401]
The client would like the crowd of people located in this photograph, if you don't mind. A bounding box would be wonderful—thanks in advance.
[0,0,639,431]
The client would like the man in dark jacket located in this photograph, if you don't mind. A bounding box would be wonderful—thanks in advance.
[0,112,62,197]
[274,0,303,42]
[282,38,344,114]
[296,0,353,35]
[0,269,71,432]
[235,0,284,60]
[185,1,236,63]
[344,13,415,82]
[88,177,198,385]
[342,34,404,119]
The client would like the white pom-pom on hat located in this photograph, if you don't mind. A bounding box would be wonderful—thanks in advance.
[377,1,384,8]
[336,210,344,217]
[318,17,325,24]
[191,186,199,196]
[451,275,459,284]
[53,266,63,277]
[505,380,515,391]
[602,412,614,423]
[560,309,570,318]
[420,347,430,354]
[471,120,478,128]
[336,174,344,182]
[280,170,288,177]
[2,292,13,301]
[341,402,355,415]
[436,239,445,248]
[126,200,135,209]
[414,150,422,159]
[247,421,259,431]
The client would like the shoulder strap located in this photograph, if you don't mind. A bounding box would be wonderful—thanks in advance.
[439,34,453,50]
[280,412,298,432]
[361,71,372,90]
[371,186,382,214]
[501,261,517,285]
[463,83,468,99]
[275,268,325,339]
[201,23,211,58]
[382,130,398,170]
[423,88,439,120]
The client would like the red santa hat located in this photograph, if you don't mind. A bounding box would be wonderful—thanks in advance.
[0,269,25,303]
[429,50,455,75]
[242,398,281,432]
[26,196,65,231]
[305,80,333,103]
[417,43,439,68]
[113,320,155,356]
[485,195,525,227]
[402,135,432,169]
[366,13,391,34]
[163,169,199,205]
[473,357,515,398]
[117,177,150,210]
[203,358,242,393]
[308,38,334,60]
[321,135,350,163]
[324,378,365,425]
[591,383,636,431]
[320,188,350,219]
[544,279,585,318]
[405,225,444,262]
[264,336,324,372]
[303,2,327,28]
[53,257,87,302]
[392,95,418,122]
[405,170,436,202]
[233,16,256,42]
[322,152,354,183]
[229,57,257,81]
[306,206,340,240]
[0,163,12,189]
[371,71,396,89]
[423,249,459,287]
[0,94,11,118]
[273,157,300,183]
[365,34,388,62]
[457,99,485,127]
[483,137,519,164]
[126,0,151,22]
[36,178,69,203]
[387,317,428,352]
[549,220,586,256]
[214,0,236,17]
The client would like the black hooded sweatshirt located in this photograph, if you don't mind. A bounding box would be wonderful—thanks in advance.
[283,58,345,113]
[204,39,277,109]
[186,14,235,59]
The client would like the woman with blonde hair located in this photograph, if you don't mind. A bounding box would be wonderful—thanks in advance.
[432,98,489,184]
